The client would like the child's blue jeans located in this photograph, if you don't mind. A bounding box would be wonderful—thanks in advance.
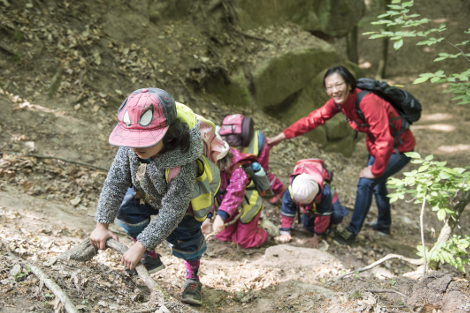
[347,153,411,234]
[116,187,206,261]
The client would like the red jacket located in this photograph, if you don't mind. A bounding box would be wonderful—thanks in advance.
[283,89,416,177]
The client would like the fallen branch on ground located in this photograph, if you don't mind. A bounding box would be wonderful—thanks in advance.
[0,151,109,171]
[367,289,408,298]
[58,238,198,313]
[6,247,79,313]
[205,212,242,240]
[333,253,423,281]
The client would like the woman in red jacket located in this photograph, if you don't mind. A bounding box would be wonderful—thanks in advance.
[267,66,416,245]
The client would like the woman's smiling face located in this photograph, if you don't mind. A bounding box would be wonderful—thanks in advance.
[325,72,351,106]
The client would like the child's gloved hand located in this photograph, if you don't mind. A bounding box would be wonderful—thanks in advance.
[122,241,146,271]
[213,215,225,234]
[90,222,119,250]
[201,218,213,235]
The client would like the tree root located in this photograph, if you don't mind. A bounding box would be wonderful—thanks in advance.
[58,238,198,313]
[333,253,423,281]
[6,247,79,313]
[0,151,109,171]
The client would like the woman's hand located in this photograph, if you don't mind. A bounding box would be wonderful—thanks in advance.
[267,132,286,148]
[90,222,119,250]
[359,165,376,179]
[304,234,320,249]
[201,218,213,235]
[278,233,292,243]
[122,241,146,271]
[213,215,225,234]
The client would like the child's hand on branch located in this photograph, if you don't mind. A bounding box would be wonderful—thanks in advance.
[213,215,225,234]
[201,218,213,235]
[122,241,146,271]
[90,222,119,250]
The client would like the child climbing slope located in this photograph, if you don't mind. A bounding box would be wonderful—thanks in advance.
[89,88,220,306]
[211,146,279,248]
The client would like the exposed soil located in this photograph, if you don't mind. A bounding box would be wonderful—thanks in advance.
[1,0,470,312]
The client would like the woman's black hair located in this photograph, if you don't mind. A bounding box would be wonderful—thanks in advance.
[159,119,191,154]
[323,66,357,91]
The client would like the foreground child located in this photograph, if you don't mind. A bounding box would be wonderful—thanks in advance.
[89,88,220,305]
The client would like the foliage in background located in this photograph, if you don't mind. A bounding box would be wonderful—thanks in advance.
[363,0,470,104]
[387,152,470,271]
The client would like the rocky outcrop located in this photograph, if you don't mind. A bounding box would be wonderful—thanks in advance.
[234,0,365,37]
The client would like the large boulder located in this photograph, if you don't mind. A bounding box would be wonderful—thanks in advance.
[234,0,365,37]
[252,40,337,110]
[206,68,252,108]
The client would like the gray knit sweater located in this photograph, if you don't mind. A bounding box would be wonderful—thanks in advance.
[95,122,202,250]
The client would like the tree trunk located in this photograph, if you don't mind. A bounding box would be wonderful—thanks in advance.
[346,25,358,64]
[429,189,470,269]
[375,0,392,79]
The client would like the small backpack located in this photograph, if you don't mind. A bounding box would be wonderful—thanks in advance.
[230,153,272,197]
[290,159,333,204]
[219,114,254,147]
[175,102,227,164]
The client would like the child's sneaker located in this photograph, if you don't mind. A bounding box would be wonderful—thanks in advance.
[260,219,280,237]
[126,253,165,275]
[182,279,202,306]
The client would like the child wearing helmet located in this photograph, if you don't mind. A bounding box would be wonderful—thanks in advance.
[278,160,348,248]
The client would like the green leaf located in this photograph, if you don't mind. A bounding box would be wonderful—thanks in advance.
[413,77,430,84]
[418,165,430,172]
[405,152,421,158]
[437,209,446,221]
[425,155,434,161]
[394,39,404,50]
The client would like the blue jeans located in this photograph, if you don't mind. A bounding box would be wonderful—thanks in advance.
[347,153,411,234]
[116,188,206,261]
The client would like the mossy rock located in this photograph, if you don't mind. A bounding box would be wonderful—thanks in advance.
[206,68,251,108]
[252,42,337,110]
[322,133,356,157]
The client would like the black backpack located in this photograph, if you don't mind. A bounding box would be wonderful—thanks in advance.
[349,78,422,152]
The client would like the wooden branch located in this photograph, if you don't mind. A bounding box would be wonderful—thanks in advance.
[6,248,79,313]
[333,253,423,281]
[58,238,198,313]
[367,289,407,298]
[0,151,109,172]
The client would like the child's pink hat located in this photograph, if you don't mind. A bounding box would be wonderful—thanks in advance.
[109,88,177,148]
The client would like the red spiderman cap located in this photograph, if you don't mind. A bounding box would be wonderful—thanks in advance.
[109,88,177,148]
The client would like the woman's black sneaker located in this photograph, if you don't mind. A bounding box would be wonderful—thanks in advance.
[369,220,391,235]
[333,229,357,245]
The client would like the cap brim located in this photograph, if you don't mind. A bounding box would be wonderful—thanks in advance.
[108,123,170,148]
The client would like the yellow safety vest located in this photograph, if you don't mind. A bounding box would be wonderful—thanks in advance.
[242,130,262,156]
[239,180,263,224]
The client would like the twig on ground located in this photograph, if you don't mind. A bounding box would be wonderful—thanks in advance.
[6,248,79,313]
[367,289,408,298]
[0,151,109,171]
[333,254,423,281]
[205,212,242,240]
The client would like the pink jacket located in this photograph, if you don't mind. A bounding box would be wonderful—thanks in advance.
[216,148,250,219]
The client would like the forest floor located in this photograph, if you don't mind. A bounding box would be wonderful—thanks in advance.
[1,0,470,312]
